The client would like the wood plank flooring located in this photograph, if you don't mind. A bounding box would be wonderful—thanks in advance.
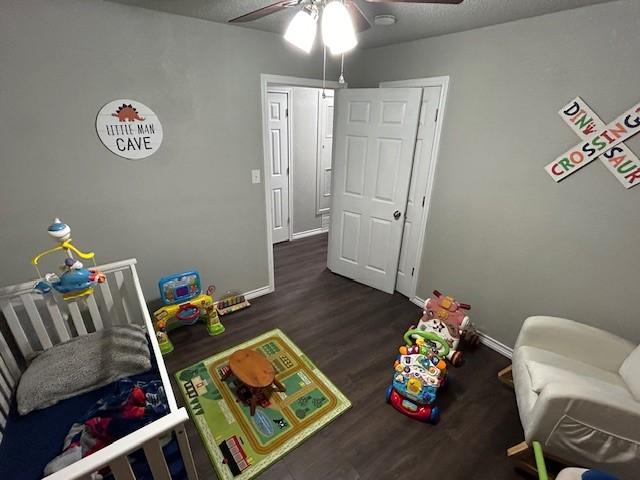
[165,233,525,479]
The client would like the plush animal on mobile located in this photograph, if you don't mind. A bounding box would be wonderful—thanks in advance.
[410,290,477,366]
[32,219,105,300]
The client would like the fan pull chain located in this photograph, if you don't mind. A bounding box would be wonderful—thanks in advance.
[322,43,327,99]
[339,53,345,84]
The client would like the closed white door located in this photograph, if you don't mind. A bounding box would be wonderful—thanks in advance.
[268,90,290,244]
[317,90,334,214]
[396,86,441,297]
[328,88,422,293]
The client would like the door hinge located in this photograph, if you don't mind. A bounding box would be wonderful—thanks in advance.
[435,108,439,122]
[411,267,415,276]
[285,108,289,117]
[421,196,426,207]
[287,217,290,225]
[287,167,290,175]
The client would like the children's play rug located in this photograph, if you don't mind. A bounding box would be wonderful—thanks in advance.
[175,329,351,480]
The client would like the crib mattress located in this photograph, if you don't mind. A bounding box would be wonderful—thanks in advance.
[0,357,184,480]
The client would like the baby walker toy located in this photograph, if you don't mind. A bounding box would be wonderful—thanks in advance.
[32,218,105,301]
[153,271,224,355]
[410,290,478,366]
[386,329,449,424]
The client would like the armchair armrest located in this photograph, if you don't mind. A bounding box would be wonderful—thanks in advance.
[515,316,636,373]
[525,380,640,446]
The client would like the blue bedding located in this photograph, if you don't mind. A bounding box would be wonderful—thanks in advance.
[0,343,185,480]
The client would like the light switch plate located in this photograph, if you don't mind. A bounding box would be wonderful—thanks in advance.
[251,169,261,184]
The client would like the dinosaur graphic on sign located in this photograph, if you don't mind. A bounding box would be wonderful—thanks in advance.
[111,104,145,122]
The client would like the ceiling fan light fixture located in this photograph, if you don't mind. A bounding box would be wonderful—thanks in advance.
[284,6,318,53]
[321,1,357,55]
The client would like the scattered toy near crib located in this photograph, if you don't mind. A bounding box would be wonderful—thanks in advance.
[213,288,250,316]
[410,290,478,366]
[386,329,449,424]
[31,218,106,301]
[153,271,224,355]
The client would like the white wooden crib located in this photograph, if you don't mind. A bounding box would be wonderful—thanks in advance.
[0,258,198,480]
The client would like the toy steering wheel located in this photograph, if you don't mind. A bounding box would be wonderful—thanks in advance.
[176,303,200,322]
[403,329,450,359]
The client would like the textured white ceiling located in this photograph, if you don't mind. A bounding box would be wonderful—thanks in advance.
[107,0,618,49]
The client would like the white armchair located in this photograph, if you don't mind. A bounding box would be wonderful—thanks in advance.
[511,316,640,478]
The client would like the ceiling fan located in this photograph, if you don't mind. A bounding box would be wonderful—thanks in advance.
[229,0,463,54]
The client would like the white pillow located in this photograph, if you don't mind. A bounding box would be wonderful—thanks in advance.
[619,345,640,401]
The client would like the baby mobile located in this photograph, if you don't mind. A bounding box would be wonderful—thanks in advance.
[32,218,106,300]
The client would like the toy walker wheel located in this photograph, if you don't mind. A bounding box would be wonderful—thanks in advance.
[451,351,463,366]
[470,334,481,346]
[176,303,200,323]
[385,385,393,404]
[429,406,440,424]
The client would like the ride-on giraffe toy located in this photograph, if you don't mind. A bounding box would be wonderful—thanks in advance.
[410,290,478,366]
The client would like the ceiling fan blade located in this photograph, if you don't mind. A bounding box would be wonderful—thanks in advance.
[365,0,463,4]
[346,1,372,32]
[229,0,301,23]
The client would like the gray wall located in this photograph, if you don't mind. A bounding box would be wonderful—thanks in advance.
[352,0,640,346]
[0,0,330,300]
[291,87,323,235]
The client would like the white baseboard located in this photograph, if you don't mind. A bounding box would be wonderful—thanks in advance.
[409,295,512,359]
[412,296,426,308]
[291,228,325,240]
[476,331,513,358]
[244,285,272,300]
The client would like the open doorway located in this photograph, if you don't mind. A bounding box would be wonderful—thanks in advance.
[266,86,334,243]
[261,75,341,292]
[261,75,449,302]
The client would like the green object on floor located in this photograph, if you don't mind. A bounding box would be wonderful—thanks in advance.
[532,441,549,480]
[175,329,351,480]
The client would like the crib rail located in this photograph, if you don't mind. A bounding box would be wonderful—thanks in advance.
[42,408,198,480]
[0,259,140,362]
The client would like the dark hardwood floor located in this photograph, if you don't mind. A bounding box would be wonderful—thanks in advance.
[165,233,525,479]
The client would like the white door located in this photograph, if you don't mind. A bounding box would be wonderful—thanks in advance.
[396,86,441,297]
[317,90,334,214]
[328,88,423,293]
[268,90,290,244]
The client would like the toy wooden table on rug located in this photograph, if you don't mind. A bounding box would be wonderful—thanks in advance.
[223,348,286,416]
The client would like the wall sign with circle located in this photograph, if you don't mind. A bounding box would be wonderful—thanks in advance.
[96,99,163,160]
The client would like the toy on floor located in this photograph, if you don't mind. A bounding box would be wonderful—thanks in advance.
[532,441,619,480]
[409,290,478,366]
[214,288,250,316]
[31,218,106,300]
[153,271,224,355]
[386,329,449,424]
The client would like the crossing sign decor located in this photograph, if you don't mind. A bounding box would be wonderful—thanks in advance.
[546,97,640,189]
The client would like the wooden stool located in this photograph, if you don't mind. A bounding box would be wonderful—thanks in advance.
[226,348,285,416]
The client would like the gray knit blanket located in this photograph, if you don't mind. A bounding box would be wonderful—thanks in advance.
[17,324,151,415]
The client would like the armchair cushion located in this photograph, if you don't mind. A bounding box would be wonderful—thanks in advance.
[619,345,640,401]
[515,316,636,373]
[526,358,627,395]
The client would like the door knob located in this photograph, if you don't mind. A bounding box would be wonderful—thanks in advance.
[393,210,402,220]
